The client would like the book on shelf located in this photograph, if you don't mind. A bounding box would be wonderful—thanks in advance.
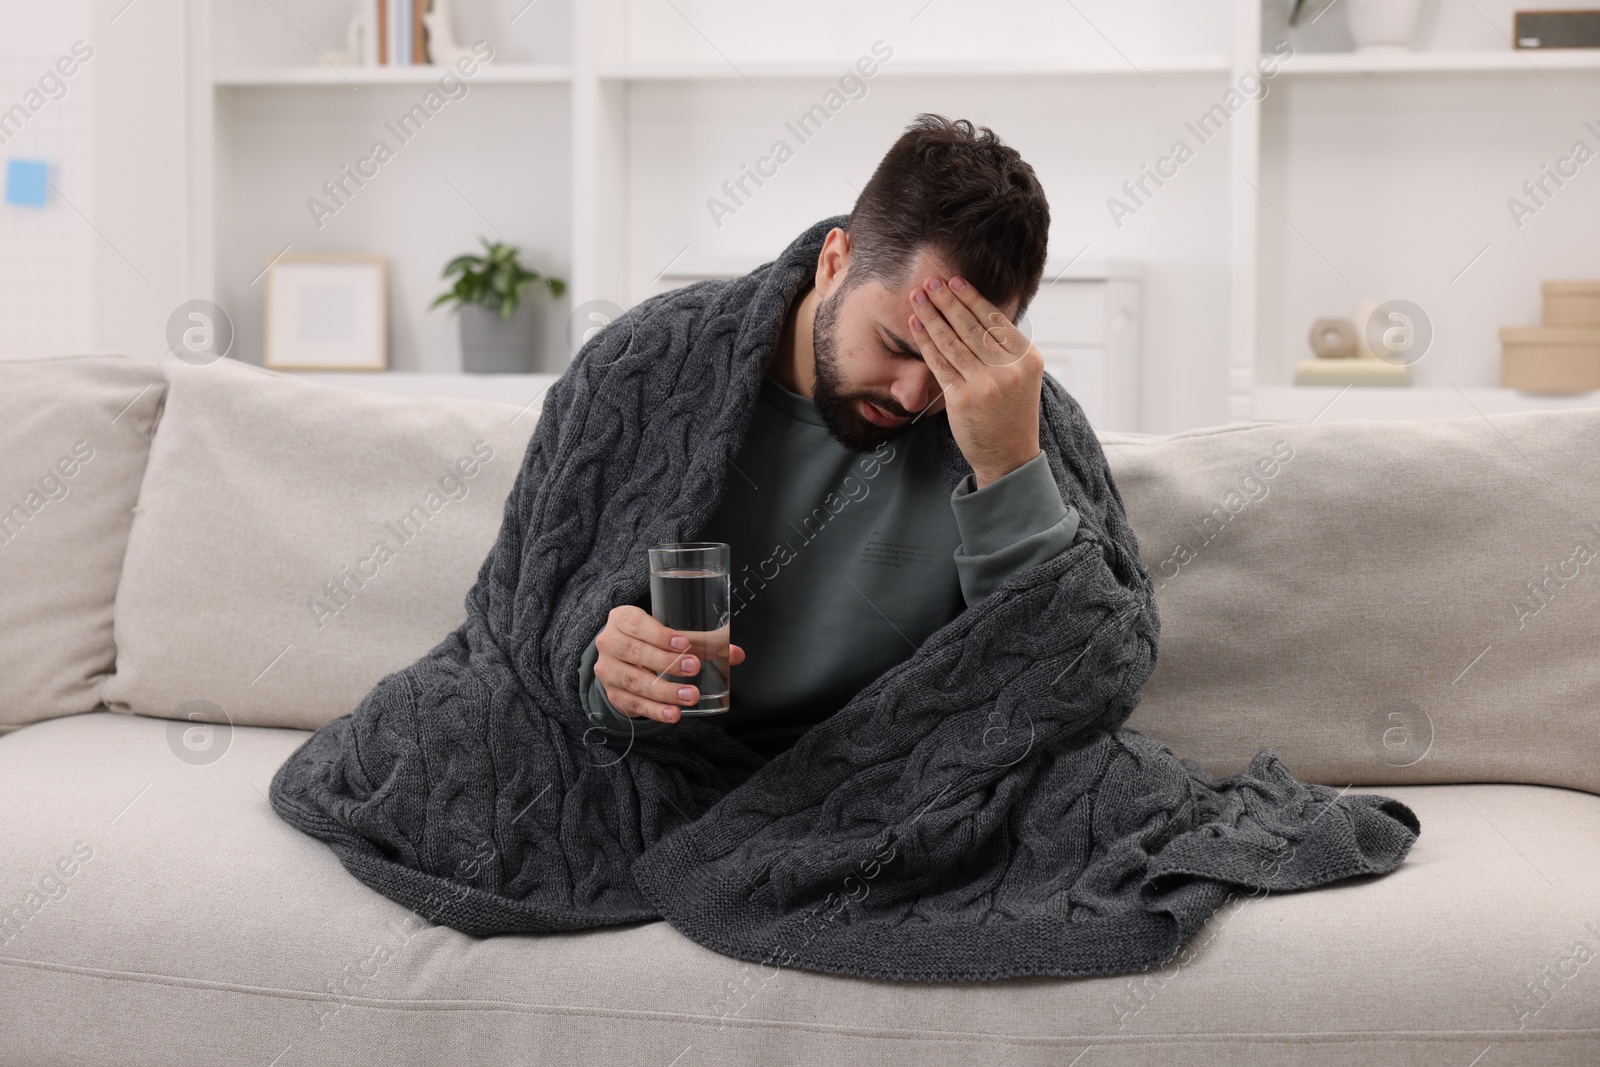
[395,0,408,67]
[374,0,430,66]
[387,0,432,66]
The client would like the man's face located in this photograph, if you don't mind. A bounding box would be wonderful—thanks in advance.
[810,245,1022,452]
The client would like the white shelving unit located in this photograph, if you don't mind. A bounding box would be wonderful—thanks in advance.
[1276,49,1600,73]
[186,0,1600,429]
[593,56,1234,80]
[1233,0,1600,425]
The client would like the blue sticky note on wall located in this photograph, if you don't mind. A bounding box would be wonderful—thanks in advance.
[5,160,49,207]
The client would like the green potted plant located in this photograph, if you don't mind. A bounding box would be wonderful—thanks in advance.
[431,237,566,373]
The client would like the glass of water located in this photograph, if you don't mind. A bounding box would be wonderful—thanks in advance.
[647,542,731,716]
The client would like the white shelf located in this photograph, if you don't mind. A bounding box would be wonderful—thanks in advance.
[214,64,572,86]
[1275,49,1600,74]
[596,56,1231,80]
[1253,385,1600,423]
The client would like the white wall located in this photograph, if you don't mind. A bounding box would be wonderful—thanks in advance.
[0,0,191,363]
[624,0,1230,64]
[0,2,95,359]
[89,0,192,361]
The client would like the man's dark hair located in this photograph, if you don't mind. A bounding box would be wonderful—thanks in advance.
[843,114,1050,318]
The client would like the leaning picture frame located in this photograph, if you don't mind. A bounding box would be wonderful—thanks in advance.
[264,254,388,371]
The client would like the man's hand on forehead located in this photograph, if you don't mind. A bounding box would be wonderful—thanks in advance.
[907,274,1044,491]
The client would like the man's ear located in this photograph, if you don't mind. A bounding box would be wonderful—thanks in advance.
[815,227,852,297]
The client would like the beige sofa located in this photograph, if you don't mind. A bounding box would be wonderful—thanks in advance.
[2,352,1596,1066]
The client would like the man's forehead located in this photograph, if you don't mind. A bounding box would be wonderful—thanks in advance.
[859,248,1022,320]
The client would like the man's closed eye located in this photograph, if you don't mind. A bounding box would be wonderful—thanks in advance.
[878,328,922,361]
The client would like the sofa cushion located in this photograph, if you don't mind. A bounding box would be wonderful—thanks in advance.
[101,357,538,731]
[1106,408,1600,796]
[0,355,165,733]
[1,711,1595,1066]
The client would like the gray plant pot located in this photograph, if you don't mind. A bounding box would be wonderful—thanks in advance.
[459,302,539,373]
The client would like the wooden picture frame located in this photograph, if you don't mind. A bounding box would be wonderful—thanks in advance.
[264,254,388,371]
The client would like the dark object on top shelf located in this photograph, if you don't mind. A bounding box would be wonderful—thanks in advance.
[1514,10,1600,48]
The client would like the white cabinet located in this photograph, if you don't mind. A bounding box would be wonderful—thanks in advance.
[1023,264,1142,433]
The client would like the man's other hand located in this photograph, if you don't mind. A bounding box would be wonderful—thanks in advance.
[594,605,745,724]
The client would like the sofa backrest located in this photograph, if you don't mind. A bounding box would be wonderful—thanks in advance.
[100,356,538,731]
[1108,409,1600,795]
[0,355,166,732]
[7,353,1596,796]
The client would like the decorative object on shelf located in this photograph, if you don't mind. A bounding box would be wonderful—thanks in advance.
[1501,328,1600,390]
[325,0,374,66]
[1352,297,1381,357]
[1514,10,1600,49]
[1307,317,1357,359]
[422,0,473,65]
[1345,0,1423,52]
[431,238,566,374]
[1542,279,1600,325]
[265,254,388,371]
[1294,299,1411,386]
[3,159,49,207]
[1500,280,1600,392]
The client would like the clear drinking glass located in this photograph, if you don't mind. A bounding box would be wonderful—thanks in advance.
[647,542,731,716]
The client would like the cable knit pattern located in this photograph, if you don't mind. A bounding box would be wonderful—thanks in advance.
[269,215,1421,981]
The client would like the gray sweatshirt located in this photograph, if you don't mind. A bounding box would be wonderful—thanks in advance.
[578,370,1080,757]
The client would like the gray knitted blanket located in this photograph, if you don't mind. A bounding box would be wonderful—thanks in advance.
[269,214,1420,982]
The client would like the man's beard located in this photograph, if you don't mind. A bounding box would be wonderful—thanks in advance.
[809,283,917,453]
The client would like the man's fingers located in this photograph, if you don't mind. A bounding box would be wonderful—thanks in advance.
[909,312,958,419]
[910,310,960,394]
[729,643,746,666]
[923,278,1004,366]
[597,676,668,723]
[609,684,672,723]
[613,603,689,653]
[599,659,696,720]
[911,287,975,379]
[945,276,1029,366]
[602,627,697,679]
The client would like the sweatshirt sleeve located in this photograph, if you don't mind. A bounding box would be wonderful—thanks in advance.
[949,450,1081,607]
[578,631,668,741]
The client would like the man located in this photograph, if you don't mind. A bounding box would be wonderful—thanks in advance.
[579,114,1082,759]
[271,115,1418,975]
